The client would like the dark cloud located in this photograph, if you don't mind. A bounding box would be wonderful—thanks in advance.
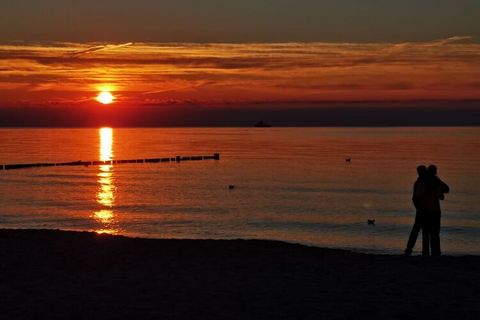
[1,102,479,127]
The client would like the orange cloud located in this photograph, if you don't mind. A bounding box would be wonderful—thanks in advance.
[0,39,479,107]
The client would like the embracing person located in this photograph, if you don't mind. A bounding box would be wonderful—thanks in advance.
[405,164,450,256]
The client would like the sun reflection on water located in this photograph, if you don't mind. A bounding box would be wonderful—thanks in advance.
[94,127,118,234]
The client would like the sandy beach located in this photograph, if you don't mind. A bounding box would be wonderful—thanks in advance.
[0,229,479,319]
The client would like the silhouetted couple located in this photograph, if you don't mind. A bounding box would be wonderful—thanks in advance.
[405,165,449,256]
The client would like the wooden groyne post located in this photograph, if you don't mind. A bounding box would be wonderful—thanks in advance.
[1,153,220,171]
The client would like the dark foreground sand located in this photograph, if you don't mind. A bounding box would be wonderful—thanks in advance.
[0,229,479,320]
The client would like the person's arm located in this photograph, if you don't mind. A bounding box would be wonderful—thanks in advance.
[412,181,422,208]
[436,176,450,194]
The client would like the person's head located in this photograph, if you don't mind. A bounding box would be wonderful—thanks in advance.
[428,164,437,176]
[417,165,427,177]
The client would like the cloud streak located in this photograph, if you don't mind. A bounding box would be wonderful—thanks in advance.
[0,39,479,106]
[69,42,133,56]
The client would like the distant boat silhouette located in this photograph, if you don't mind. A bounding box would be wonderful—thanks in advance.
[254,120,272,127]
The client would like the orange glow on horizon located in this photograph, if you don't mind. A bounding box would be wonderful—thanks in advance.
[0,40,479,107]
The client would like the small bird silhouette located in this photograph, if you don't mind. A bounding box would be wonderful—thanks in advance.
[367,219,375,226]
[229,185,235,190]
[345,158,352,163]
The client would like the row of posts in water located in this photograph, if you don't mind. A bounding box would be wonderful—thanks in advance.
[1,153,220,171]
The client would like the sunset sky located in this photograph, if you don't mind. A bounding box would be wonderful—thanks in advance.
[1,0,479,125]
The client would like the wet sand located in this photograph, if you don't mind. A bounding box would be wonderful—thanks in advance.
[0,229,479,319]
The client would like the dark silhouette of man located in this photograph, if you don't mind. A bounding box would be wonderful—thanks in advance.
[404,165,428,256]
[422,165,450,256]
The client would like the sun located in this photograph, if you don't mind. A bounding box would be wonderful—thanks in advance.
[96,91,114,104]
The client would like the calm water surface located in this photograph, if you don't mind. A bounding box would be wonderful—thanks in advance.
[0,127,479,255]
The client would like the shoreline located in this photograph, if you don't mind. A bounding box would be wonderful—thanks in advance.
[1,228,479,319]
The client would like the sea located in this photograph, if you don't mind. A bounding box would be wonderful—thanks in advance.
[0,127,479,255]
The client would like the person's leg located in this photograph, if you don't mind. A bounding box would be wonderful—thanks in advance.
[405,211,422,254]
[431,211,441,256]
[422,211,431,256]
[422,228,430,256]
